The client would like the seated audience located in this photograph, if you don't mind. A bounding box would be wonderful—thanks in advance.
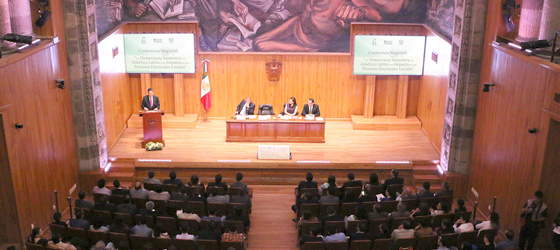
[177,204,201,222]
[148,185,171,201]
[381,186,398,201]
[48,232,76,250]
[75,190,93,210]
[163,171,183,186]
[292,192,319,215]
[27,227,46,244]
[299,226,323,247]
[208,174,228,193]
[479,233,496,250]
[417,182,434,198]
[297,210,318,231]
[93,179,112,196]
[453,215,475,233]
[207,189,230,203]
[93,195,117,213]
[140,201,167,219]
[435,219,455,236]
[459,241,474,250]
[298,172,318,192]
[69,209,90,230]
[175,223,197,240]
[198,221,222,241]
[373,223,391,240]
[323,223,347,242]
[390,202,412,219]
[454,199,468,213]
[143,170,161,184]
[130,182,149,199]
[152,226,170,239]
[187,174,205,189]
[436,237,452,250]
[116,195,138,215]
[319,185,339,204]
[340,173,362,194]
[392,220,415,239]
[382,169,404,192]
[230,172,249,193]
[359,186,378,203]
[475,211,500,230]
[226,206,251,228]
[414,221,433,237]
[322,206,344,223]
[132,216,153,237]
[320,175,337,194]
[90,215,109,233]
[230,188,252,213]
[435,182,454,197]
[189,188,206,202]
[112,179,130,196]
[368,203,389,220]
[411,202,431,218]
[345,204,368,229]
[202,205,226,223]
[431,201,449,215]
[397,188,417,201]
[349,222,371,242]
[52,212,68,227]
[364,173,380,188]
[170,184,189,201]
[109,214,130,234]
[222,223,247,249]
[495,230,518,250]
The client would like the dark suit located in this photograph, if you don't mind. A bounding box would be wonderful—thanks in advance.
[69,218,91,230]
[349,232,372,242]
[435,189,454,197]
[382,177,404,191]
[198,230,222,241]
[75,199,94,210]
[236,100,255,115]
[208,182,228,193]
[230,181,248,193]
[93,203,117,213]
[322,214,345,223]
[417,191,434,198]
[163,179,184,186]
[112,188,130,196]
[116,203,138,215]
[341,180,363,193]
[297,181,318,192]
[226,214,251,227]
[170,192,189,202]
[301,104,320,116]
[141,95,160,110]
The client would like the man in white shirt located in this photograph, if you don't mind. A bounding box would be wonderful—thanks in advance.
[175,223,197,240]
[453,216,475,233]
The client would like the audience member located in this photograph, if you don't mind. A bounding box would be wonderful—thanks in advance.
[390,202,411,219]
[140,201,167,219]
[349,222,370,242]
[69,209,90,230]
[436,182,454,197]
[495,230,518,250]
[436,237,451,250]
[345,204,368,229]
[476,212,500,230]
[299,226,323,247]
[75,190,93,210]
[392,220,415,239]
[359,186,378,203]
[148,185,171,201]
[111,179,130,196]
[368,203,389,220]
[207,189,230,203]
[364,173,380,188]
[93,179,112,196]
[208,174,228,193]
[170,185,189,201]
[109,214,130,234]
[397,188,417,201]
[414,221,433,237]
[322,206,344,223]
[417,182,434,198]
[163,171,184,186]
[116,195,138,215]
[222,222,247,243]
[297,210,318,231]
[459,241,473,250]
[202,205,225,223]
[382,169,404,191]
[519,190,548,250]
[90,215,109,233]
[411,202,431,218]
[198,221,221,241]
[48,232,76,250]
[177,204,202,222]
[292,192,319,215]
[479,233,495,250]
[230,188,252,213]
[132,216,153,237]
[143,170,161,184]
[230,172,249,193]
[323,223,346,242]
[226,206,251,228]
[319,185,339,204]
[340,173,362,193]
[189,188,206,202]
[117,241,130,250]
[372,223,391,240]
[93,195,117,213]
[381,186,397,201]
[188,174,205,189]
[435,219,455,236]
[27,227,46,244]
[454,199,467,213]
[297,172,318,192]
[319,175,337,194]
[152,226,170,239]
[52,212,68,227]
[453,214,475,233]
[431,201,448,215]
[130,182,149,199]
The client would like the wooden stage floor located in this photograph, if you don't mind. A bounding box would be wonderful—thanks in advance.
[109,120,439,163]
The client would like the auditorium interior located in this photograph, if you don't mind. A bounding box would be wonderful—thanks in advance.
[1,0,560,249]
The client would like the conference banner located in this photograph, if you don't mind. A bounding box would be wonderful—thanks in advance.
[123,33,195,73]
[353,35,426,76]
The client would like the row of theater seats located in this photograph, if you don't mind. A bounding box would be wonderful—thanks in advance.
[140,184,253,197]
[297,184,404,198]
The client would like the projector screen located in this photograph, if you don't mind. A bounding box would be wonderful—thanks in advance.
[353,35,426,75]
[123,33,195,74]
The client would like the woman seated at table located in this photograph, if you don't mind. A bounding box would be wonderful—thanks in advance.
[281,97,298,116]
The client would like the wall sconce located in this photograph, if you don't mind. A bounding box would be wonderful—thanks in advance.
[482,82,495,92]
[15,124,24,129]
[56,79,65,89]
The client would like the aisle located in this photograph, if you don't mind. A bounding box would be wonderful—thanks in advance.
[247,185,298,250]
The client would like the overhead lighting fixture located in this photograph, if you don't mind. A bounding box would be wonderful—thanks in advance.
[137,159,172,162]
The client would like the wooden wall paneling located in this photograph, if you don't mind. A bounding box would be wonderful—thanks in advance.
[174,74,185,117]
[396,75,409,118]
[363,76,376,118]
[150,73,176,114]
[544,71,560,115]
[407,76,421,116]
[374,76,398,115]
[0,112,22,243]
[140,73,152,95]
[130,74,142,114]
[468,48,549,234]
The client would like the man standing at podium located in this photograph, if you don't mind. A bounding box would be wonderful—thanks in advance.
[142,88,160,111]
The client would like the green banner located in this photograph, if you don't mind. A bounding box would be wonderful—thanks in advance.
[124,33,195,73]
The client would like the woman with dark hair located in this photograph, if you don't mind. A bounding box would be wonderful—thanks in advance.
[412,202,431,217]
[365,173,380,187]
[431,202,449,215]
[454,199,467,213]
[479,233,495,250]
[90,215,109,233]
[320,175,337,193]
[297,209,318,230]
[379,223,391,239]
[188,174,205,189]
[435,219,455,236]
[476,212,500,230]
[282,97,298,116]
[27,227,45,244]
[381,187,397,201]
[460,241,473,250]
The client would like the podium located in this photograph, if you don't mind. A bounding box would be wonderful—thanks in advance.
[139,110,165,147]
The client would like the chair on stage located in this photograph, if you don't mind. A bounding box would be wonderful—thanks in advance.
[350,240,372,250]
[258,104,275,115]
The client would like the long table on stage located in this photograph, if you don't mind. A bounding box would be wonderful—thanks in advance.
[226,117,326,143]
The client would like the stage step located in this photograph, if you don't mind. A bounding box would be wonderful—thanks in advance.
[350,115,422,131]
[412,166,440,175]
[127,113,199,129]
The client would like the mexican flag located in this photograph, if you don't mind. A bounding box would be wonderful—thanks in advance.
[201,59,211,110]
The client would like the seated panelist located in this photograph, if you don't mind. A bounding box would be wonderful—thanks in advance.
[141,88,160,111]
[281,97,298,116]
[301,98,320,117]
[235,96,255,115]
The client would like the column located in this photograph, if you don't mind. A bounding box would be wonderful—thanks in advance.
[174,74,185,117]
[517,0,544,41]
[396,75,409,119]
[8,0,33,35]
[539,0,560,41]
[363,76,376,118]
[0,0,14,49]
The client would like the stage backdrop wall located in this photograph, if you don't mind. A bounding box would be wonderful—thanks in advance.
[99,22,450,153]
